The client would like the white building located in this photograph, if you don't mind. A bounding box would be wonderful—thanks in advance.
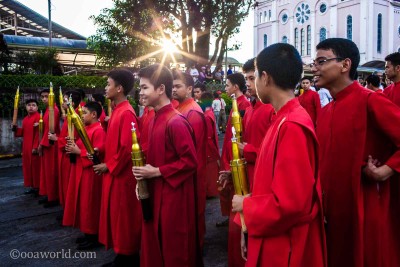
[254,0,400,71]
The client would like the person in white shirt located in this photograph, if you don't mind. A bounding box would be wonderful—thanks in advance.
[318,88,332,107]
[190,64,199,82]
[212,92,222,134]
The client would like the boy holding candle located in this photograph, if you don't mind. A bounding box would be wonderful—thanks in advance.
[63,101,106,250]
[12,99,41,195]
[38,88,60,208]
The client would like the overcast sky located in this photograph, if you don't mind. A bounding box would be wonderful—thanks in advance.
[18,0,254,63]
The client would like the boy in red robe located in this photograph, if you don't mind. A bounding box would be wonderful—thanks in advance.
[298,76,321,127]
[200,92,220,198]
[313,38,400,267]
[93,69,142,266]
[57,91,81,209]
[134,64,203,267]
[38,89,60,208]
[12,99,41,195]
[92,93,109,131]
[218,74,251,228]
[232,43,326,267]
[384,52,400,104]
[172,71,207,250]
[64,101,106,250]
[226,58,275,267]
[138,105,155,156]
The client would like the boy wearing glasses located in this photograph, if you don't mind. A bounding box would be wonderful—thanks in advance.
[314,38,400,267]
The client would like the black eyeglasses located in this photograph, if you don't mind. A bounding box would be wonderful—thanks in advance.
[309,57,344,68]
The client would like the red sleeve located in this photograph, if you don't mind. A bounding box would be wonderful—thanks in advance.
[243,143,258,164]
[106,111,137,176]
[32,117,40,149]
[243,122,317,237]
[14,127,23,137]
[368,93,400,173]
[314,93,321,119]
[159,118,198,189]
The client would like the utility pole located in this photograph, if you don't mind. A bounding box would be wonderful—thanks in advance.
[48,0,52,47]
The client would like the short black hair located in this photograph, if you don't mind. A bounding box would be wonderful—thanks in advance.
[256,43,303,89]
[40,88,50,95]
[242,58,255,73]
[301,76,312,82]
[107,68,135,96]
[213,92,219,98]
[194,82,206,92]
[138,64,173,99]
[385,52,400,67]
[316,38,360,80]
[68,91,82,109]
[366,74,380,87]
[25,99,38,105]
[173,71,194,88]
[227,73,247,93]
[84,101,102,119]
[92,93,105,106]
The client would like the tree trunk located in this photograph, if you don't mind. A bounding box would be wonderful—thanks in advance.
[195,28,210,65]
[216,36,227,66]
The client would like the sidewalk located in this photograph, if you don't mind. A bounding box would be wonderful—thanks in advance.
[0,157,22,170]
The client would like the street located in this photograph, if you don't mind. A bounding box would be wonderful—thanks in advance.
[0,159,228,266]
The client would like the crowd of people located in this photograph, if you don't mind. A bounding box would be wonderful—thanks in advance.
[11,37,400,267]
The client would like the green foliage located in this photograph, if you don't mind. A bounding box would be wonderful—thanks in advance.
[0,75,107,89]
[33,48,59,74]
[220,92,232,112]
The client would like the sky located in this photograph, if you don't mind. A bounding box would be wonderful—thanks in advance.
[18,0,254,63]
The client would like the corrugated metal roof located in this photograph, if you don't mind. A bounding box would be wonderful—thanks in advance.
[4,34,87,50]
[0,0,86,40]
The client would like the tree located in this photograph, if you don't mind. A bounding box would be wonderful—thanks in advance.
[88,0,254,68]
[33,48,58,75]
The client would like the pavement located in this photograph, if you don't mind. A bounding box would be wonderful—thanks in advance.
[0,143,229,266]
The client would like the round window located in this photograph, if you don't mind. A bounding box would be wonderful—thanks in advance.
[295,3,311,24]
[282,13,288,24]
[320,3,327,14]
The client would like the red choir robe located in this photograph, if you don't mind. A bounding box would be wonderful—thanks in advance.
[375,89,383,93]
[63,122,105,234]
[39,106,60,201]
[171,98,179,108]
[176,98,207,250]
[298,89,321,127]
[317,81,400,267]
[57,119,71,207]
[219,94,250,216]
[14,112,41,188]
[228,100,274,267]
[139,106,155,156]
[98,100,142,255]
[242,98,326,267]
[141,103,202,267]
[383,81,400,105]
[204,108,220,197]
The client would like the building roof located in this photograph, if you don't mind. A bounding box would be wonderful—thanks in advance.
[0,0,86,40]
[4,34,88,51]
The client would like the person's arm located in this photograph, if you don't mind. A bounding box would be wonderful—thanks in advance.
[158,118,198,188]
[242,123,317,237]
[105,111,137,176]
[364,93,400,181]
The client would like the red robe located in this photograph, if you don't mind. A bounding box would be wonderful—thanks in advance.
[141,103,202,267]
[176,98,207,250]
[139,106,155,156]
[220,94,250,216]
[228,100,274,267]
[57,120,71,207]
[39,106,60,201]
[383,81,400,105]
[298,89,321,127]
[99,109,108,132]
[14,112,40,188]
[204,108,220,197]
[98,100,142,255]
[63,122,105,234]
[243,98,326,267]
[317,81,400,267]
